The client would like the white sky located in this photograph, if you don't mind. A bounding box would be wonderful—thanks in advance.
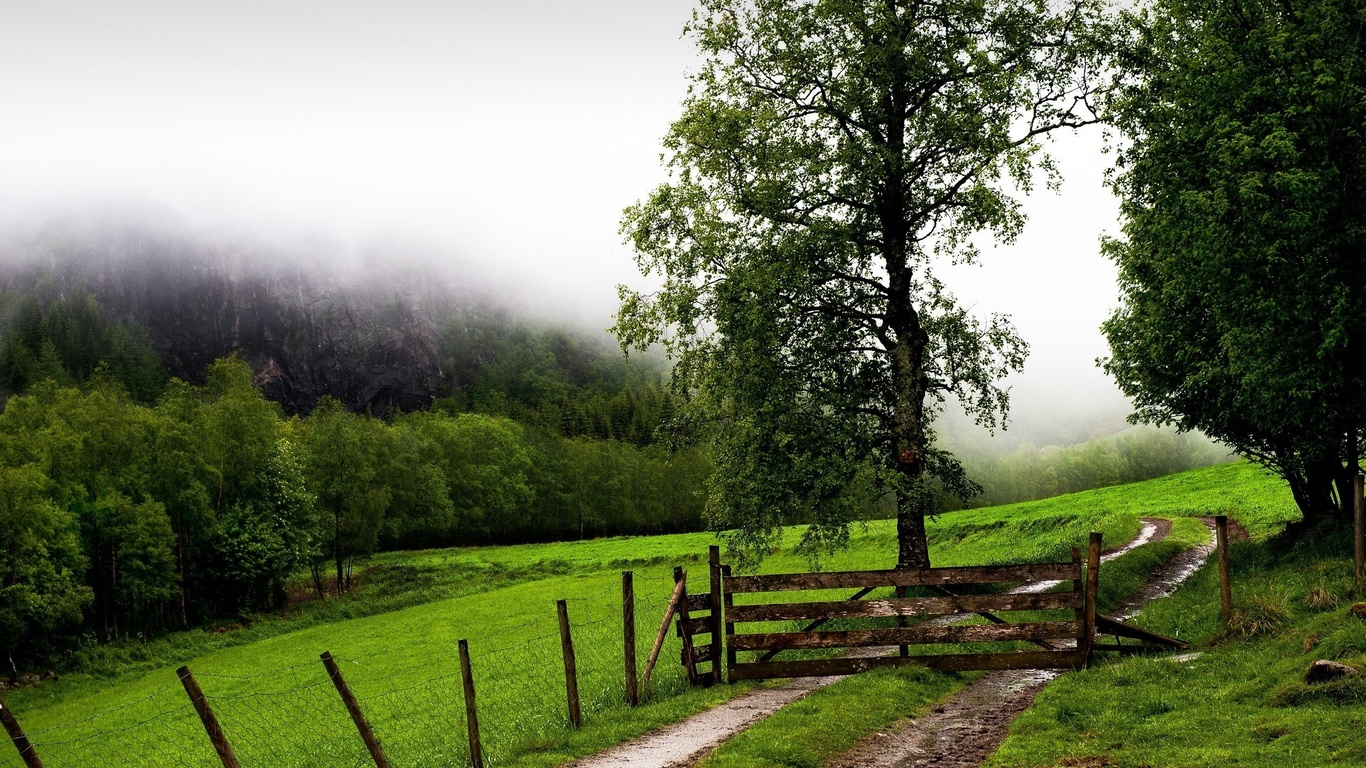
[0,0,1133,444]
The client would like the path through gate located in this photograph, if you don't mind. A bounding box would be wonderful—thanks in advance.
[672,532,1185,682]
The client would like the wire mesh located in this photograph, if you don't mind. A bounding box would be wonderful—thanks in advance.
[11,680,218,768]
[0,568,701,768]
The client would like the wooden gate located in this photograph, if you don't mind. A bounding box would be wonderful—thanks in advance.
[672,548,725,686]
[720,534,1102,681]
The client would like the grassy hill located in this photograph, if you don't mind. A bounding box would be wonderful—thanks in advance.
[0,461,1310,767]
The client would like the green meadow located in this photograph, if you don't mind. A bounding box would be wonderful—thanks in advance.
[0,461,1312,767]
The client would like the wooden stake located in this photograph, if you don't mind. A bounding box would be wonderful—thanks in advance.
[673,567,697,685]
[320,652,391,768]
[1216,515,1232,625]
[1071,547,1084,652]
[722,564,737,678]
[709,546,724,686]
[643,572,687,687]
[0,696,45,768]
[622,571,639,706]
[557,600,582,728]
[458,640,484,768]
[177,666,240,768]
[1355,475,1364,594]
[1083,533,1101,664]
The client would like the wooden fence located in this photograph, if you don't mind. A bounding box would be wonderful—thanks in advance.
[675,536,1105,682]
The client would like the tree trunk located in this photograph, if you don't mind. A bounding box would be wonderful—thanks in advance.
[311,562,326,600]
[1283,452,1344,530]
[880,35,930,569]
[334,502,345,596]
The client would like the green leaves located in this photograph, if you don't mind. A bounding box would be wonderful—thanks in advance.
[619,0,1104,565]
[1102,0,1366,522]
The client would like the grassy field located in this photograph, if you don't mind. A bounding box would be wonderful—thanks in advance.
[0,461,1301,767]
[989,521,1366,766]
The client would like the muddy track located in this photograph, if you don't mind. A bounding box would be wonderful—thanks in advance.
[571,518,1213,768]
[825,517,1217,768]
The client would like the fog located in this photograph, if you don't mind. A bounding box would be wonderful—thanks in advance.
[0,0,1161,450]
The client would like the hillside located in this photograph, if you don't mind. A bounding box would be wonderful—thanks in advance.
[0,461,1319,767]
[0,214,675,438]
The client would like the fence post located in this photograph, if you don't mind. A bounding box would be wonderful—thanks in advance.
[1355,475,1364,594]
[0,696,44,768]
[458,640,484,768]
[721,564,736,679]
[622,572,639,706]
[176,666,240,768]
[1083,532,1101,664]
[709,545,723,685]
[320,652,392,768]
[556,599,583,728]
[1071,547,1084,655]
[1216,515,1232,624]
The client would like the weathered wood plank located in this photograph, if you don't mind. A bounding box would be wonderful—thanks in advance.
[675,616,714,637]
[727,649,1086,680]
[726,592,1080,623]
[674,566,696,686]
[691,643,715,663]
[729,621,1079,651]
[1095,615,1188,649]
[685,593,712,612]
[709,546,724,686]
[724,563,1079,594]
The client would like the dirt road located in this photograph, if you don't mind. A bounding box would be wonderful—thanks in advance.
[826,518,1216,768]
[572,518,1213,768]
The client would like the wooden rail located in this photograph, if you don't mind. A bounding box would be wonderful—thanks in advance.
[721,542,1100,682]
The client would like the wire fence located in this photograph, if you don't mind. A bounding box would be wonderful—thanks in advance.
[0,569,695,768]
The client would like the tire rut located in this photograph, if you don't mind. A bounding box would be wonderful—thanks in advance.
[825,517,1216,768]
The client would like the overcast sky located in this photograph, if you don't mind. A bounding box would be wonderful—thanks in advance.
[0,0,1133,444]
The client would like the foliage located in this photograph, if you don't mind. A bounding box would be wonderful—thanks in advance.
[0,354,711,670]
[0,465,90,678]
[0,288,166,403]
[617,0,1108,567]
[436,315,679,446]
[300,397,391,595]
[1101,0,1366,525]
[953,426,1233,507]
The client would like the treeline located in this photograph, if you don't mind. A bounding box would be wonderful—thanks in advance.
[955,426,1232,508]
[0,285,683,449]
[0,287,167,404]
[0,358,708,676]
[436,315,680,446]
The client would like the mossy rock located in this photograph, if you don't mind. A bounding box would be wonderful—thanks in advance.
[1270,676,1366,707]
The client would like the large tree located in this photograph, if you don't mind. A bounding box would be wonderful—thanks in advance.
[1101,0,1366,525]
[616,0,1106,566]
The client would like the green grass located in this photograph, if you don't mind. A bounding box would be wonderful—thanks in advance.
[989,525,1366,767]
[696,665,961,768]
[0,461,1300,767]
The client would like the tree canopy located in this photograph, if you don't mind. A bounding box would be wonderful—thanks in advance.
[617,0,1106,566]
[1101,0,1366,524]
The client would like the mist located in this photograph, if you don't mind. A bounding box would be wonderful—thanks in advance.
[0,0,1179,456]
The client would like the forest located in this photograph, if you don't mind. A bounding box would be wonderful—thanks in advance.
[0,286,710,676]
[0,272,1225,677]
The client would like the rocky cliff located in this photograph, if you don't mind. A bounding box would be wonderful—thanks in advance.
[0,215,479,415]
